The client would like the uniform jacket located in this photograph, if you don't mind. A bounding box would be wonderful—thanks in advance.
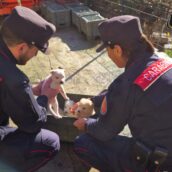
[0,36,47,138]
[87,50,172,157]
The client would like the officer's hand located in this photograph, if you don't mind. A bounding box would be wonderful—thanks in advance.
[73,118,87,131]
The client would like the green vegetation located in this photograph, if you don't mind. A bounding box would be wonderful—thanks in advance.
[165,49,172,57]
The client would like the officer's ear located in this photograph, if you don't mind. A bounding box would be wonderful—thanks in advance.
[8,42,28,59]
[113,45,128,68]
[113,45,122,57]
[17,42,29,55]
[167,14,172,28]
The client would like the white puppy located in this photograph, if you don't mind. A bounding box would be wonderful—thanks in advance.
[32,67,69,118]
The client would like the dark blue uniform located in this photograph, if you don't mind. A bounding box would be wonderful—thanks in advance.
[74,51,172,172]
[0,36,60,172]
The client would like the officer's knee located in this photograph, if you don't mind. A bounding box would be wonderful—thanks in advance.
[74,134,92,156]
[41,129,60,152]
[51,132,60,152]
[74,134,89,147]
[74,134,101,169]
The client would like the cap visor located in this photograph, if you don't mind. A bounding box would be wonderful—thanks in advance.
[44,47,51,55]
[96,43,106,52]
[40,42,51,55]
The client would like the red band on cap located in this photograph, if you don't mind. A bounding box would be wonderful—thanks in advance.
[134,58,172,91]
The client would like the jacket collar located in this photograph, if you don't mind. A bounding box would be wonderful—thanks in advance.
[125,50,154,71]
[0,35,17,64]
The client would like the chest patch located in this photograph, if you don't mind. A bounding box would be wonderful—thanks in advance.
[134,58,172,91]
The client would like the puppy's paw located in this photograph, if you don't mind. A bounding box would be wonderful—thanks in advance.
[53,113,63,119]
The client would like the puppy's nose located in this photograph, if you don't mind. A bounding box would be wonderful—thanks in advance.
[77,110,80,113]
[60,81,64,84]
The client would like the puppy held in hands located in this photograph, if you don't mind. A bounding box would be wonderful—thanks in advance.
[70,98,95,118]
[32,67,69,119]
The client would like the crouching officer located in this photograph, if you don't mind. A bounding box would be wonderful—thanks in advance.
[0,6,60,172]
[73,15,172,172]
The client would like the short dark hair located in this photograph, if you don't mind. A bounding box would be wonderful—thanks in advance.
[0,24,24,47]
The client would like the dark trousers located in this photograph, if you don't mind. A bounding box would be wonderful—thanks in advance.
[0,126,60,172]
[74,134,172,172]
[74,134,136,172]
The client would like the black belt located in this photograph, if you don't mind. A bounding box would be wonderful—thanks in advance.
[133,141,168,172]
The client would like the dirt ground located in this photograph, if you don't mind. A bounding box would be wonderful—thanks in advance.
[18,26,123,96]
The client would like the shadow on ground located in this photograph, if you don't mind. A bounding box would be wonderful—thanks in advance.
[53,27,100,51]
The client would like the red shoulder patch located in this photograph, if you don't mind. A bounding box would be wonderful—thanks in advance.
[134,58,172,91]
[100,96,107,115]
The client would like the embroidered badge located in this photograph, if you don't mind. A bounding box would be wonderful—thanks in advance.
[100,96,107,115]
[134,58,172,91]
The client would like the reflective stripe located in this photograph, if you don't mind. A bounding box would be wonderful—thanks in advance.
[25,85,47,122]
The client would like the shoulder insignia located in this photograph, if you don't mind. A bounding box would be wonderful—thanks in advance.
[134,58,172,91]
[100,96,107,115]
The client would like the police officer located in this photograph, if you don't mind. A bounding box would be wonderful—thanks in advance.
[74,15,172,172]
[0,6,60,172]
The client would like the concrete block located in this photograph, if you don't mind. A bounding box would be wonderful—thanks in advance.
[40,1,56,18]
[44,116,82,143]
[64,2,85,25]
[46,4,71,28]
[72,6,99,32]
[44,93,94,143]
[80,14,105,40]
[64,2,85,10]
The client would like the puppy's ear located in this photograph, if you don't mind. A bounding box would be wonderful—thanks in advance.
[80,98,92,104]
[79,98,85,104]
[50,70,55,75]
[59,67,65,72]
[58,66,64,69]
